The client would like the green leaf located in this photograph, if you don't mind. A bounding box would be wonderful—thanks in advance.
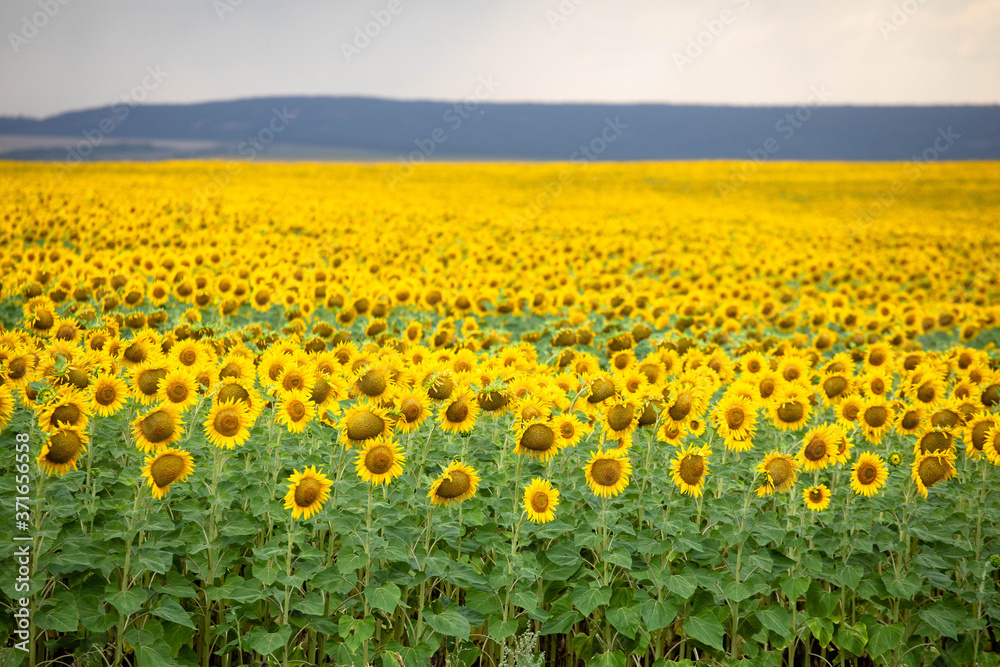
[721,579,755,602]
[152,572,197,599]
[666,570,698,600]
[779,576,809,601]
[104,585,148,617]
[882,572,921,599]
[541,610,580,636]
[489,617,519,642]
[36,589,79,632]
[125,621,172,667]
[867,622,905,659]
[134,639,173,667]
[804,617,834,647]
[835,623,868,655]
[573,582,612,616]
[756,606,792,641]
[134,548,173,575]
[607,605,641,639]
[365,583,401,614]
[918,603,962,640]
[151,598,196,629]
[605,548,632,570]
[838,564,863,590]
[642,598,679,633]
[247,625,292,656]
[684,609,725,651]
[427,607,471,640]
[591,650,627,667]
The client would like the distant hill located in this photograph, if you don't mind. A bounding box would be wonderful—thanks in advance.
[1,96,998,162]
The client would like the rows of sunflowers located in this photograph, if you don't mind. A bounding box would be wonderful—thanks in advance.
[1,160,1000,667]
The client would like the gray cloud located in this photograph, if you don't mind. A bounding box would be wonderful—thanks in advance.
[1,0,998,118]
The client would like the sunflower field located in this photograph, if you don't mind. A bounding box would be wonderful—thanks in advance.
[2,160,1000,667]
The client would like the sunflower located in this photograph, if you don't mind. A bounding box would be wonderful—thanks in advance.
[803,484,831,511]
[670,444,711,497]
[37,427,88,476]
[214,377,264,418]
[819,373,852,405]
[981,425,1000,465]
[661,383,707,430]
[895,404,925,435]
[355,436,405,485]
[523,478,559,523]
[965,414,996,460]
[836,396,864,429]
[2,346,35,388]
[157,368,199,411]
[338,400,392,448]
[858,396,893,444]
[911,450,956,498]
[739,351,770,377]
[551,413,586,448]
[171,339,214,370]
[797,424,840,471]
[0,386,13,431]
[204,398,253,449]
[515,420,563,461]
[284,466,333,520]
[713,393,757,447]
[275,389,316,434]
[130,362,170,405]
[857,369,892,399]
[914,429,955,456]
[513,395,552,425]
[90,373,128,416]
[769,385,811,432]
[602,397,639,444]
[427,461,480,507]
[851,451,888,497]
[583,447,632,498]
[132,404,184,453]
[438,388,480,434]
[141,447,195,499]
[392,387,431,433]
[39,390,90,434]
[476,386,512,414]
[352,362,396,401]
[756,451,798,497]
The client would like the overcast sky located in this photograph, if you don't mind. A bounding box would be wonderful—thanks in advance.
[2,0,999,118]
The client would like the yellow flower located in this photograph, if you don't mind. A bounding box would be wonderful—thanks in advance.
[851,451,888,497]
[277,389,316,434]
[37,428,88,476]
[583,447,632,498]
[428,461,480,507]
[131,404,184,453]
[670,444,711,497]
[355,437,405,485]
[141,447,195,499]
[204,398,252,449]
[523,478,559,523]
[803,484,831,511]
[756,451,798,497]
[284,466,333,520]
[911,451,955,498]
